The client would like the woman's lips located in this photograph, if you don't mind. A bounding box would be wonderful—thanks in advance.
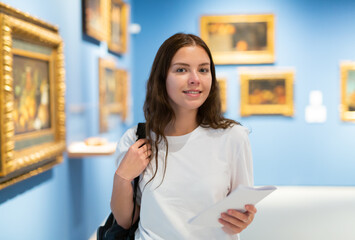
[183,90,202,97]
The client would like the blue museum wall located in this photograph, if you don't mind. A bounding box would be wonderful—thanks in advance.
[0,0,133,240]
[131,0,355,186]
[0,0,355,240]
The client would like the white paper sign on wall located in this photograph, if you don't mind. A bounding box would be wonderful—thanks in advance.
[305,90,327,123]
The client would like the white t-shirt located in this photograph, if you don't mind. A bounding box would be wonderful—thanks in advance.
[116,124,254,240]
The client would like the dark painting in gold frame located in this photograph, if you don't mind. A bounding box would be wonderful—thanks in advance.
[99,58,118,132]
[200,14,275,65]
[0,3,66,190]
[217,78,227,113]
[108,0,129,54]
[116,68,129,121]
[83,0,107,41]
[340,62,355,122]
[99,59,129,132]
[13,54,51,135]
[240,68,294,116]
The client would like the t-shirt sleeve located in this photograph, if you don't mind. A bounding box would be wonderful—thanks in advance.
[116,126,137,166]
[230,126,254,192]
[115,125,142,205]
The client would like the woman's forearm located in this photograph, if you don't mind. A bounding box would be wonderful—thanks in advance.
[110,173,138,229]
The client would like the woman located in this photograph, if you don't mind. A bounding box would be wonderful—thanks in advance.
[111,33,256,239]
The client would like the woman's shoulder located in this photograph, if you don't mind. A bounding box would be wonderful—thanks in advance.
[202,123,250,141]
[118,125,138,145]
[222,124,250,147]
[228,123,250,138]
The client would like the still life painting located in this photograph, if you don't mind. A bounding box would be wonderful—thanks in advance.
[240,68,294,116]
[83,0,107,41]
[108,0,129,54]
[340,62,355,121]
[13,54,51,135]
[0,4,66,190]
[200,14,275,64]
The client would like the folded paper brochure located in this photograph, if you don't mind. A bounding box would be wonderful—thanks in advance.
[188,185,277,227]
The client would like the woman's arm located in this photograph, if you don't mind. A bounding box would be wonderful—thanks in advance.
[110,174,140,229]
[220,125,256,234]
[110,138,151,228]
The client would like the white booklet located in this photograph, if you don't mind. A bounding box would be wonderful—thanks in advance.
[188,185,277,227]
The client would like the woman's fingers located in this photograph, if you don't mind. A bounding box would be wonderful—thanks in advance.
[137,143,151,157]
[145,150,152,159]
[245,205,257,214]
[225,206,256,223]
[220,212,247,229]
[226,209,249,222]
[135,138,148,148]
[219,206,257,235]
[135,139,151,153]
[116,140,152,180]
[219,218,243,234]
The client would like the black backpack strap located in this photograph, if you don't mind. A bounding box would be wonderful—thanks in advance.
[136,122,146,140]
[129,122,146,234]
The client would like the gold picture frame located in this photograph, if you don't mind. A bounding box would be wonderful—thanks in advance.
[108,0,129,54]
[99,58,129,132]
[217,78,227,113]
[83,0,108,41]
[116,68,129,121]
[340,61,355,122]
[240,68,294,116]
[99,58,116,132]
[200,14,275,65]
[0,3,66,190]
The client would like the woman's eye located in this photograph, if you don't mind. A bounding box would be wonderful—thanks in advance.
[176,68,186,73]
[199,68,209,73]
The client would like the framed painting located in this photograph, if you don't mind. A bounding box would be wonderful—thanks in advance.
[217,78,227,113]
[340,62,355,122]
[200,14,275,65]
[116,69,129,121]
[239,68,294,116]
[83,0,108,41]
[99,58,120,132]
[0,5,66,190]
[12,52,52,136]
[108,0,129,54]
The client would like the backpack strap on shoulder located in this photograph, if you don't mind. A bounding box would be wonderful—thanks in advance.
[136,122,146,140]
[129,122,146,232]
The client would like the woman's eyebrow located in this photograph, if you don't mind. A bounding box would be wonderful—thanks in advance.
[172,62,210,66]
[172,62,190,66]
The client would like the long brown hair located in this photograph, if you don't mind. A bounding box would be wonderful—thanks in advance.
[143,33,238,185]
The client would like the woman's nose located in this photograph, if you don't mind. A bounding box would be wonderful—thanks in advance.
[188,71,200,85]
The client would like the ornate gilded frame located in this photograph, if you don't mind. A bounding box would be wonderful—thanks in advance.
[83,0,108,41]
[217,78,227,113]
[116,68,129,121]
[99,58,118,132]
[0,5,66,190]
[240,68,294,116]
[200,14,275,65]
[340,61,355,122]
[108,0,129,54]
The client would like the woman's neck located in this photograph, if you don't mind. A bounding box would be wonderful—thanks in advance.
[165,111,198,136]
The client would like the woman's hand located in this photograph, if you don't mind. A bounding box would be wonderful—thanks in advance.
[219,205,257,235]
[115,139,152,181]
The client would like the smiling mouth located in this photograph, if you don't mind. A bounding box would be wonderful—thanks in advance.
[183,90,202,94]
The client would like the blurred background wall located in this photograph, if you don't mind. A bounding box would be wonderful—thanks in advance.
[0,0,354,239]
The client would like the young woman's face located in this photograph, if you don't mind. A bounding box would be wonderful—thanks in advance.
[166,45,212,115]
